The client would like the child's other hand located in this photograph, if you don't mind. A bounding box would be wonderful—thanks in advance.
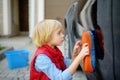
[73,40,81,55]
[72,41,81,61]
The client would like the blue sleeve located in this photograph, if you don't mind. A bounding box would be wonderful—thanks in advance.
[64,57,71,68]
[35,54,72,80]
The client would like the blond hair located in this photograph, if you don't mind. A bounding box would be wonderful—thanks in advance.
[32,19,64,47]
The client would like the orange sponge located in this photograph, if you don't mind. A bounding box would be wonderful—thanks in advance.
[81,31,96,72]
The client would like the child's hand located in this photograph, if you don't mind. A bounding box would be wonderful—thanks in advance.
[80,43,89,57]
[73,40,81,54]
[72,41,82,61]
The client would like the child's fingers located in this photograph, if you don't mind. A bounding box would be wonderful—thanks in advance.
[84,45,89,55]
[74,41,81,49]
[82,43,88,47]
[76,40,81,46]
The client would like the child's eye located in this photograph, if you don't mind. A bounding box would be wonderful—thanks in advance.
[57,29,64,35]
[58,31,61,35]
[57,31,61,35]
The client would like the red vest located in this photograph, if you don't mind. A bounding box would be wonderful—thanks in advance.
[30,45,66,80]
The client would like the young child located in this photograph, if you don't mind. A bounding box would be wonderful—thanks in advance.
[30,19,89,80]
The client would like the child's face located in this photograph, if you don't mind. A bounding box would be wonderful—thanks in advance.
[48,27,64,48]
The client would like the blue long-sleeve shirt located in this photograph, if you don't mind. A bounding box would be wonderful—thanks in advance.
[35,54,72,80]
